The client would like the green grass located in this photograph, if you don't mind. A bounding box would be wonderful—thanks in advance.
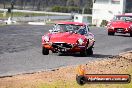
[0,12,49,19]
[0,67,131,88]
[38,68,132,88]
[38,80,132,88]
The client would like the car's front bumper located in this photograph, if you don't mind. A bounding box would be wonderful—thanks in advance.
[42,42,86,52]
[108,27,132,33]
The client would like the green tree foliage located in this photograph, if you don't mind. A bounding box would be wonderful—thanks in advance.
[52,6,82,13]
[52,6,68,13]
[0,0,93,14]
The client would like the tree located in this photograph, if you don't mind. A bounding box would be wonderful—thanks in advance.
[15,0,26,9]
[31,0,36,10]
[66,0,75,6]
[37,0,41,11]
[0,0,93,12]
[74,0,81,7]
[3,0,6,9]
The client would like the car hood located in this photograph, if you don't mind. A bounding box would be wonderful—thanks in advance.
[49,32,85,44]
[111,21,132,28]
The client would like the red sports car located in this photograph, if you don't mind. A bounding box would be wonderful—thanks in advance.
[42,21,95,56]
[107,14,132,36]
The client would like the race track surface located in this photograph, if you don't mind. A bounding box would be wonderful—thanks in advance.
[0,25,132,76]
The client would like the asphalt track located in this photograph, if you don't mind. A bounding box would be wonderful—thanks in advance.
[0,25,132,76]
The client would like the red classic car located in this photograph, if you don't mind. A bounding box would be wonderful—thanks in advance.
[42,21,95,56]
[107,14,132,36]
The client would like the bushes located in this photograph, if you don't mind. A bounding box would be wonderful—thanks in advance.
[100,20,108,27]
[52,6,68,13]
[84,8,92,14]
[51,6,82,13]
[68,6,81,13]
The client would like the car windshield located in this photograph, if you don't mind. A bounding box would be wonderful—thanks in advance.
[52,24,88,35]
[113,15,132,22]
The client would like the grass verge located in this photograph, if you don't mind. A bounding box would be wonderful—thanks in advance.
[0,52,132,88]
[38,68,132,88]
[0,12,50,19]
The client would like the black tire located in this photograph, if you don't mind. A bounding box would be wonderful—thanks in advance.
[42,47,49,55]
[87,47,93,55]
[80,49,87,57]
[76,75,86,85]
[108,32,115,36]
[130,32,132,37]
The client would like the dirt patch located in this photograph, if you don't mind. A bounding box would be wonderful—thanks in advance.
[0,52,132,88]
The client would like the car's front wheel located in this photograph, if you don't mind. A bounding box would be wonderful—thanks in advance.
[80,49,87,57]
[108,32,115,36]
[130,32,132,37]
[80,46,93,57]
[87,47,93,55]
[42,47,49,55]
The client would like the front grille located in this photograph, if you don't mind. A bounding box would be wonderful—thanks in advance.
[115,28,124,30]
[52,43,72,49]
[115,28,124,32]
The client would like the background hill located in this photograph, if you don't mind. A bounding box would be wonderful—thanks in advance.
[0,0,93,14]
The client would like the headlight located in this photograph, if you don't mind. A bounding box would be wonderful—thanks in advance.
[44,36,50,42]
[78,38,84,45]
[129,25,132,28]
[111,27,114,29]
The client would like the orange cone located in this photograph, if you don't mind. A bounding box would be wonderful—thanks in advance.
[77,65,86,75]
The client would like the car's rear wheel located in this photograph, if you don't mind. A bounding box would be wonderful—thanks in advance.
[108,32,115,36]
[42,47,49,55]
[130,32,132,37]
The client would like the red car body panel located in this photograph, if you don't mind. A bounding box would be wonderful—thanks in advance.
[110,21,131,28]
[49,32,86,43]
